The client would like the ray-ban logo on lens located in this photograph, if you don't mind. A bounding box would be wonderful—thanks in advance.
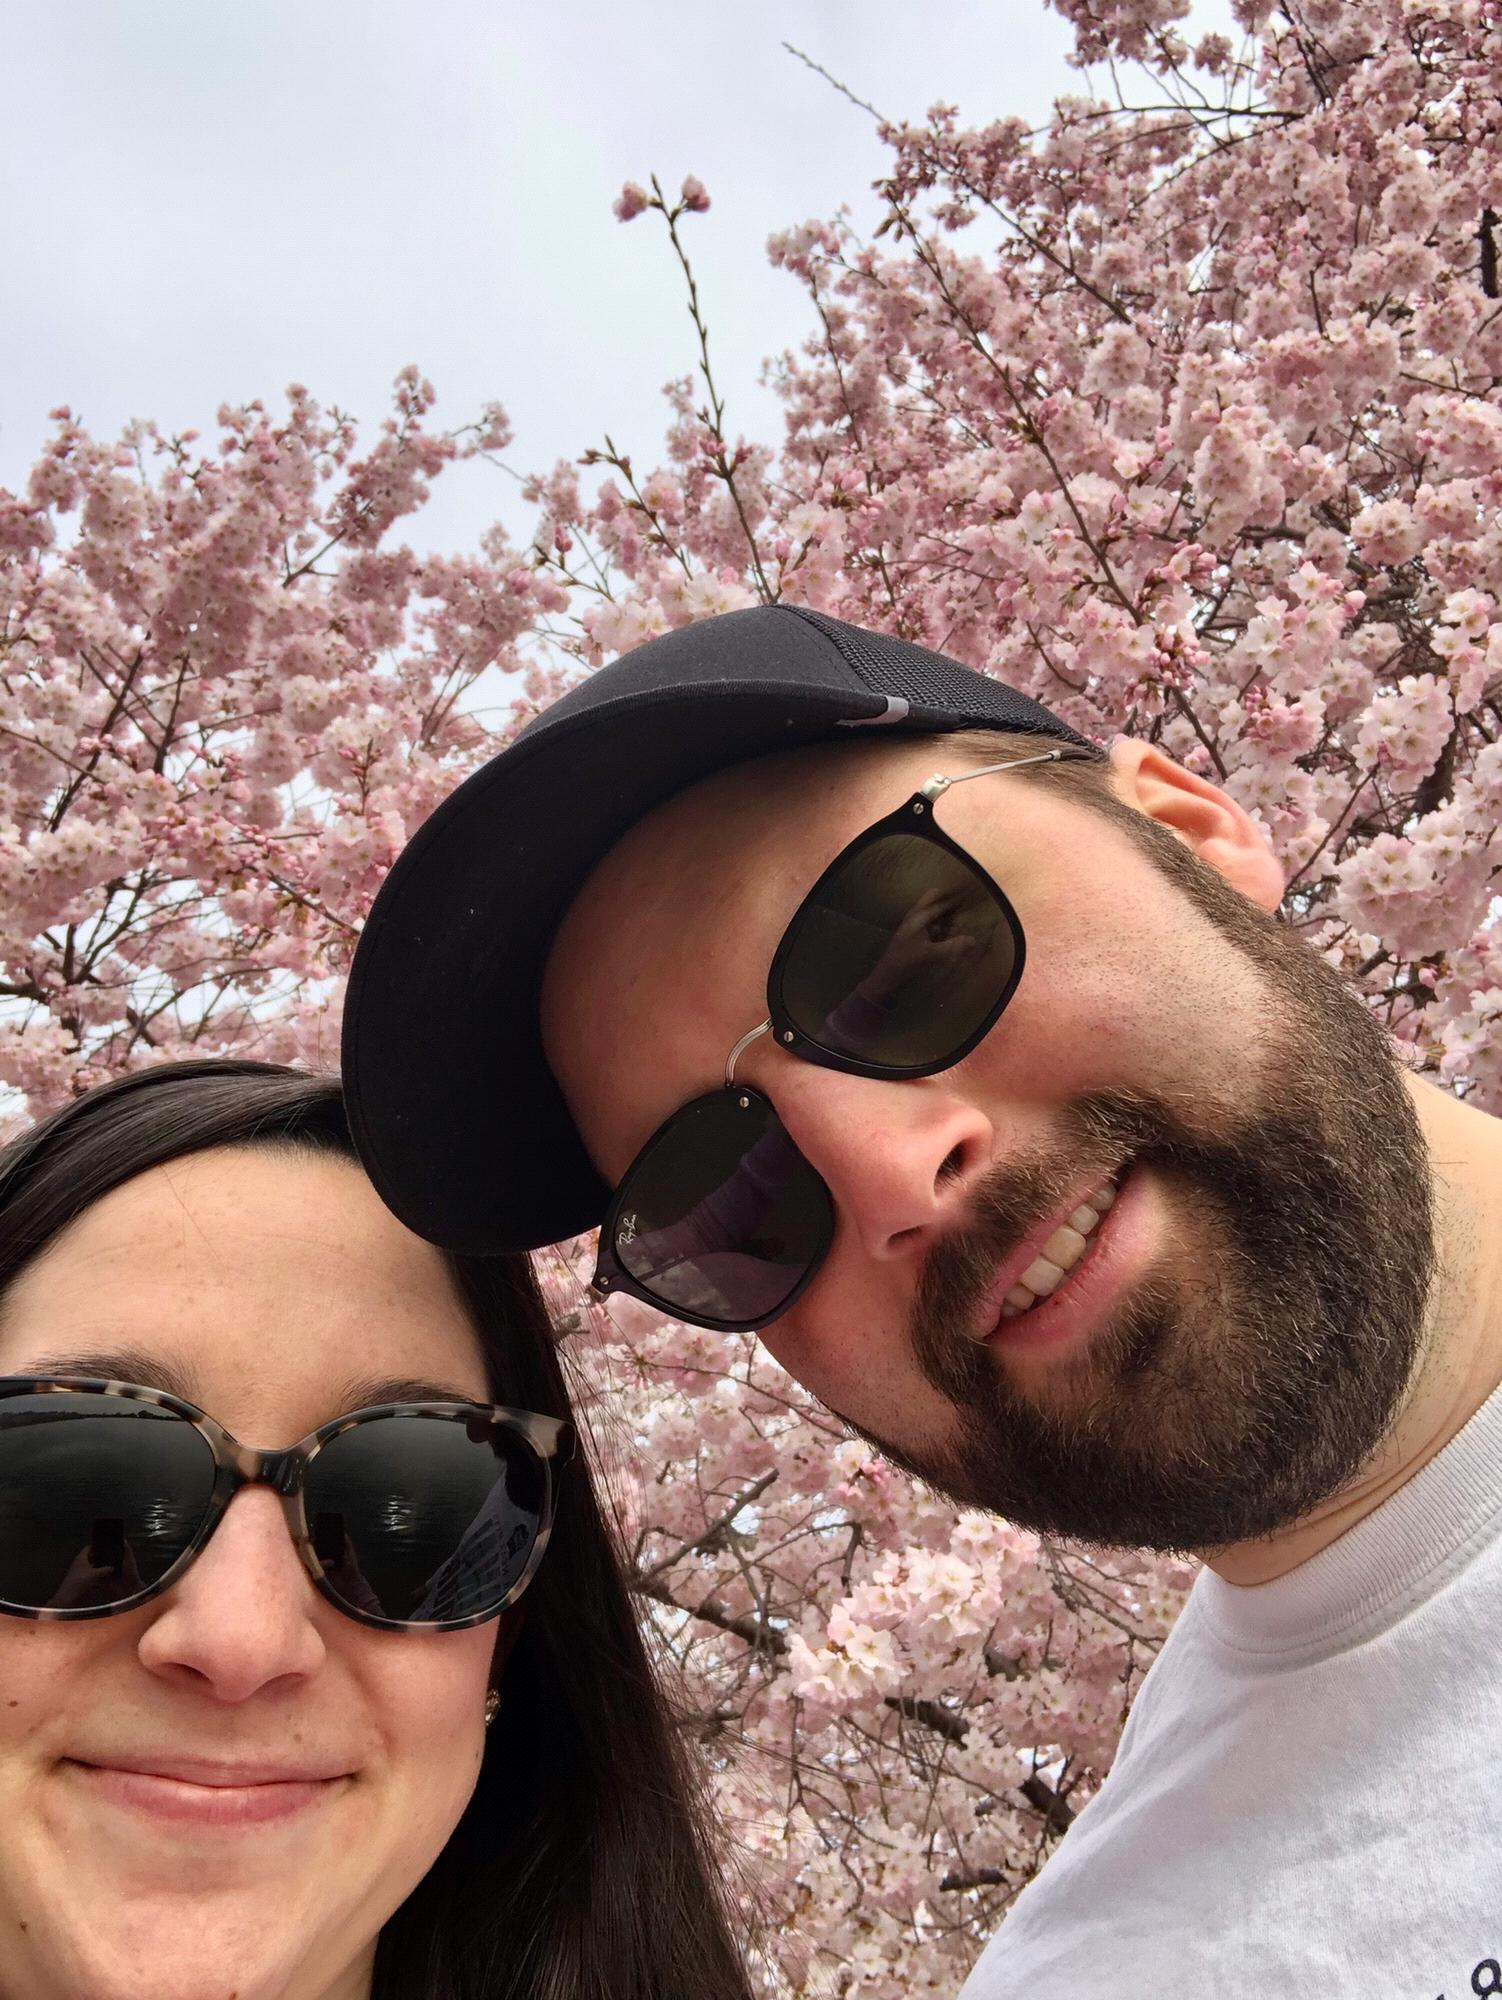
[618,1213,638,1244]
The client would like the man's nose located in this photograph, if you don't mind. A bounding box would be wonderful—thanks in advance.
[136,1485,328,1701]
[770,1062,995,1261]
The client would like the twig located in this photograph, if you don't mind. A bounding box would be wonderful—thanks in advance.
[635,1469,778,1584]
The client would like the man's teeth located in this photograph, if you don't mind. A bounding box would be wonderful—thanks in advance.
[999,1177,1119,1319]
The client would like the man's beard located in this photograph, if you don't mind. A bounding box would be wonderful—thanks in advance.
[850,823,1436,1555]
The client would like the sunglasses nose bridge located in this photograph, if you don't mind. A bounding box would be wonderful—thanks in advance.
[226,1444,317,1580]
[186,1443,315,1592]
[222,1439,303,1499]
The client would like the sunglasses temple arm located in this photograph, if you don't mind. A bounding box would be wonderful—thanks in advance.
[921,746,1093,801]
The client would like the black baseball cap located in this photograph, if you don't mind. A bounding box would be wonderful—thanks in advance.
[341,603,1095,1255]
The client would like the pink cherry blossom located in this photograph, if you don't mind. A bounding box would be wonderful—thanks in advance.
[613,180,650,222]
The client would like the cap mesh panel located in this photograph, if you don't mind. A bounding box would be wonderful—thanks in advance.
[781,605,1093,748]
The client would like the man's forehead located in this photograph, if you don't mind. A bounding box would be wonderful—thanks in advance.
[575,732,953,902]
[546,727,1067,986]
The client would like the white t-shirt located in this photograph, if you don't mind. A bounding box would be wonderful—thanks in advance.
[960,1387,1502,2000]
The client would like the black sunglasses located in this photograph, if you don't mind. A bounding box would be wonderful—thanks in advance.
[591,746,1094,1332]
[0,1377,573,1633]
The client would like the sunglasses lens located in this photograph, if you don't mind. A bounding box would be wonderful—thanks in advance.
[778,830,1018,1069]
[0,1391,215,1613]
[611,1091,833,1328]
[305,1414,546,1626]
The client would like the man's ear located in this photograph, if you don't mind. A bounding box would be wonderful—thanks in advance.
[1107,738,1286,913]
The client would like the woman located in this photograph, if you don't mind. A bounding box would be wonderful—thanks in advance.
[0,1058,752,2000]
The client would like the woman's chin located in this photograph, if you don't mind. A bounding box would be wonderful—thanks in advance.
[22,1887,374,2000]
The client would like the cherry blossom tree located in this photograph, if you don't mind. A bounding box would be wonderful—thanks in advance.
[4,2,1500,1991]
[0,371,565,1104]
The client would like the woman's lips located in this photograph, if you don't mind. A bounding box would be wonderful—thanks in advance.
[66,1758,349,1828]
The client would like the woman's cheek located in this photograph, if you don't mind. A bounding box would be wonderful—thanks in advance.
[0,1618,102,1777]
[369,1623,495,1826]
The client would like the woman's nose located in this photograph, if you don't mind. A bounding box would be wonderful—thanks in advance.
[136,1486,328,1701]
[771,1063,996,1263]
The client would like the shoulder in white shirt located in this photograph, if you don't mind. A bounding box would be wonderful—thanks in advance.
[960,1386,1502,2000]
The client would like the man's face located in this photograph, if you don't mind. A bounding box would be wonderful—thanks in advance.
[541,735,1434,1554]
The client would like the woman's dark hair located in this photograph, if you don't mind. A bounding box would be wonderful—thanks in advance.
[0,1058,754,2000]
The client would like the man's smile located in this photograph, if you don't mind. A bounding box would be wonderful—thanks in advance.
[974,1163,1147,1363]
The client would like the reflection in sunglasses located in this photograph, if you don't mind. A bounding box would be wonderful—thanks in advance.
[312,1463,540,1625]
[409,1467,537,1624]
[619,1122,810,1323]
[313,1516,387,1619]
[795,854,1004,1066]
[50,1518,147,1611]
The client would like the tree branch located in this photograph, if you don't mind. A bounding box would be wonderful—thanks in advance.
[635,1469,778,1584]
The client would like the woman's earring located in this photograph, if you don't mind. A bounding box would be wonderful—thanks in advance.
[484,1689,500,1728]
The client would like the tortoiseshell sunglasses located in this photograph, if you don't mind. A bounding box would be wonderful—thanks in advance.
[0,1377,573,1633]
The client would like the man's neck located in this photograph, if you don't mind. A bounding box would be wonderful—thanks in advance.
[1208,1074,1502,1589]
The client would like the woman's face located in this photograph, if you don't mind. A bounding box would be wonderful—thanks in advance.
[0,1144,502,2000]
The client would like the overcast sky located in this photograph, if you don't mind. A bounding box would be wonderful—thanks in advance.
[3,1,1232,556]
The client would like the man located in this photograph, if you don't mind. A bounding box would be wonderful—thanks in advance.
[342,605,1502,1997]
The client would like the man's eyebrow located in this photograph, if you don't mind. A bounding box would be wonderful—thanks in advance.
[12,1349,198,1400]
